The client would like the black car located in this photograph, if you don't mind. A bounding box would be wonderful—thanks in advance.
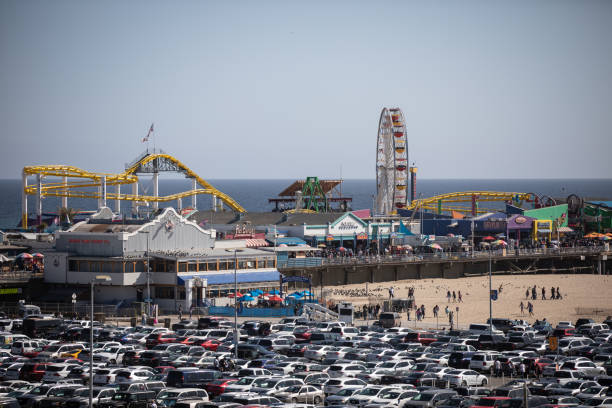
[98,391,156,408]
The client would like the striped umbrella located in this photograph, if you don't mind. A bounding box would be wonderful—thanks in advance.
[32,253,45,258]
[17,253,33,259]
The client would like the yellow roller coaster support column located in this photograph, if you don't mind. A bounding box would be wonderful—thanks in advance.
[21,171,27,229]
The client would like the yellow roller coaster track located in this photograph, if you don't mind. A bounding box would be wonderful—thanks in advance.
[23,153,246,227]
[406,191,533,214]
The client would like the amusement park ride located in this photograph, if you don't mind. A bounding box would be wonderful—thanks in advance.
[374,107,551,217]
[21,109,556,229]
[21,150,245,228]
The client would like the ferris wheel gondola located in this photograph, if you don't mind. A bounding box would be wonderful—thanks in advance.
[376,107,408,215]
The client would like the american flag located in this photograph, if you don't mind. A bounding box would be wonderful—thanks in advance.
[142,123,154,142]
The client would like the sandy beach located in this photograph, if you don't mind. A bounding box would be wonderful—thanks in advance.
[327,274,612,327]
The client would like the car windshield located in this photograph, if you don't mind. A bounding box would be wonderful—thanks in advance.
[49,388,78,397]
[413,393,434,401]
[337,389,355,396]
[380,391,401,399]
[29,386,49,395]
[286,385,302,393]
[584,387,603,394]
[358,388,381,396]
[235,377,253,385]
[158,391,180,399]
[253,378,279,388]
[584,399,604,406]
[76,388,100,397]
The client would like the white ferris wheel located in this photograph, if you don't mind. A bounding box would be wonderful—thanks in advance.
[376,107,408,215]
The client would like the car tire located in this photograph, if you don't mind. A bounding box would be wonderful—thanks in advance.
[481,378,488,386]
[462,381,467,386]
[292,398,298,403]
[314,396,322,404]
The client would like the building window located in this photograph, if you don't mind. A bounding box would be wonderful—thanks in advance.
[227,261,235,270]
[218,261,227,271]
[188,263,197,272]
[69,260,78,271]
[246,260,255,269]
[101,262,113,273]
[177,287,186,300]
[198,263,207,272]
[238,260,247,269]
[134,261,145,272]
[155,286,174,299]
[90,262,100,273]
[206,261,217,271]
[178,263,187,273]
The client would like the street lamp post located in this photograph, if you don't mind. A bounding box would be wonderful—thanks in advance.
[489,252,493,336]
[139,231,151,316]
[90,275,111,408]
[226,248,243,359]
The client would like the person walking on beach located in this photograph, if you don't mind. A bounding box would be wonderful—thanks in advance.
[532,286,537,300]
[433,305,439,318]
[525,289,530,299]
[556,286,562,299]
[389,287,394,299]
[445,305,449,316]
[178,304,183,321]
[520,301,524,315]
[447,290,451,303]
[527,301,534,316]
[458,291,463,303]
[541,287,546,300]
[452,291,457,303]
[449,310,454,330]
[551,287,556,300]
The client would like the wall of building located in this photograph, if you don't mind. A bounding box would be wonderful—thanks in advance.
[55,234,125,257]
[124,209,214,254]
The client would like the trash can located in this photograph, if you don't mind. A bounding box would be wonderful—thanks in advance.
[130,317,137,327]
[146,317,156,325]
[164,318,171,329]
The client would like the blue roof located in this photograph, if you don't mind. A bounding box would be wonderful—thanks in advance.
[177,270,281,285]
[271,237,307,246]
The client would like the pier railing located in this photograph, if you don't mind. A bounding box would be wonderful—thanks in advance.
[285,246,606,268]
[0,271,43,282]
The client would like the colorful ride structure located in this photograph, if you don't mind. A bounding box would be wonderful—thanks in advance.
[376,107,409,215]
[21,150,246,228]
[405,191,537,216]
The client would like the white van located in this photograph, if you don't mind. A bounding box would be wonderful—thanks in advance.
[468,323,503,336]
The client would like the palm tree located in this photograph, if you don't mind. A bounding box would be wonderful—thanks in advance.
[59,207,79,225]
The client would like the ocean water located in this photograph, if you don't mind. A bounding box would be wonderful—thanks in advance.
[1,178,611,229]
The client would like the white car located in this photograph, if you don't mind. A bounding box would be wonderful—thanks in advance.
[327,363,367,378]
[323,377,367,395]
[347,385,389,407]
[113,368,154,383]
[304,345,335,361]
[224,376,269,394]
[365,388,419,408]
[92,368,125,385]
[42,363,77,382]
[442,369,488,387]
[469,353,502,373]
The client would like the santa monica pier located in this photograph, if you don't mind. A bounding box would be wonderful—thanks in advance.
[1,108,610,317]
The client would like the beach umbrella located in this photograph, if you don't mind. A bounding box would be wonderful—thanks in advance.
[446,233,455,237]
[482,236,495,241]
[268,295,283,302]
[338,247,346,252]
[227,291,243,298]
[430,243,443,250]
[17,253,33,259]
[32,253,44,258]
[269,289,280,295]
[0,255,10,263]
[302,290,313,296]
[493,240,508,246]
[317,243,327,248]
[238,295,255,302]
[600,236,610,241]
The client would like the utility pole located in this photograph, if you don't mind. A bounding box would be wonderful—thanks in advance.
[489,252,493,336]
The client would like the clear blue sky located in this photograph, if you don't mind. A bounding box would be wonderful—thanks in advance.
[1,0,611,179]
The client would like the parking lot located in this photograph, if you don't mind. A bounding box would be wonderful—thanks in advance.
[0,311,611,408]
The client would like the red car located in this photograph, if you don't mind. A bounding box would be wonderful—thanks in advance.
[180,336,206,346]
[19,362,49,382]
[404,331,438,346]
[146,333,178,348]
[199,339,222,351]
[205,378,238,397]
